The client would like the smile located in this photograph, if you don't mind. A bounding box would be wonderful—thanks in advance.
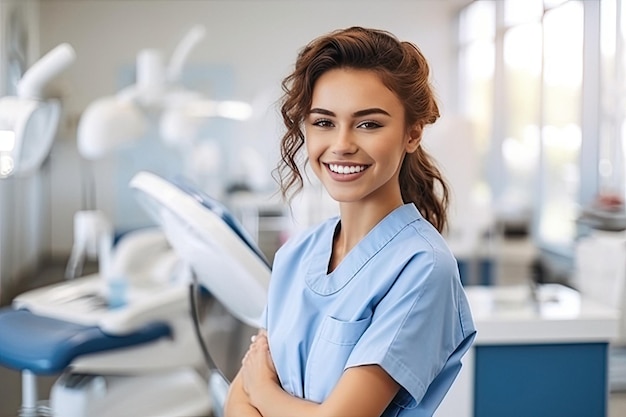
[326,163,368,174]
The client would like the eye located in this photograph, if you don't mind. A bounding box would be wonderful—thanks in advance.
[357,120,383,129]
[311,118,334,128]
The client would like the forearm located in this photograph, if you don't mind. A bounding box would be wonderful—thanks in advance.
[224,372,263,417]
[249,382,323,417]
[249,366,398,417]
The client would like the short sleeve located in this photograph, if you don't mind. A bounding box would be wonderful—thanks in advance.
[345,249,476,409]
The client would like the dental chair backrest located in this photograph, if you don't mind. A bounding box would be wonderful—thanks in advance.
[129,171,272,416]
[130,170,271,328]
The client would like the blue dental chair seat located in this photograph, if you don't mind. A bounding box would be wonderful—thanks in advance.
[0,307,171,374]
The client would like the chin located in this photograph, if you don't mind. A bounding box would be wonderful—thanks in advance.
[324,191,363,204]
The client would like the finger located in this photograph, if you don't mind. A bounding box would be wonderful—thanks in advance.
[255,336,269,349]
[250,335,257,343]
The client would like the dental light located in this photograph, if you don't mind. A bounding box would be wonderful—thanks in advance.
[0,43,76,178]
[77,24,252,159]
[69,25,252,281]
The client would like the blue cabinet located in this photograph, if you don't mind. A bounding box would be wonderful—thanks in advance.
[474,343,609,417]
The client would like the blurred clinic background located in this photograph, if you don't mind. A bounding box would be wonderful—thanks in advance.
[1,1,626,417]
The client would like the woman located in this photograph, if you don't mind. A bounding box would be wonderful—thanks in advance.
[225,26,476,417]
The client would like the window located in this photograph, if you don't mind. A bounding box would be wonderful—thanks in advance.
[599,0,626,200]
[457,0,597,268]
[538,1,584,250]
[458,1,495,195]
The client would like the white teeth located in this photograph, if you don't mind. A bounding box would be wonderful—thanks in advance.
[328,164,366,174]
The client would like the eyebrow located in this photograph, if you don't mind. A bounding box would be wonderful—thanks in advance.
[309,107,391,117]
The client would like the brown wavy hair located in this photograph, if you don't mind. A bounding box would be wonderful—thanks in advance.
[273,26,449,232]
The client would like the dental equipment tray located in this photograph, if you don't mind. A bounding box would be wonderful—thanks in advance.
[12,275,190,334]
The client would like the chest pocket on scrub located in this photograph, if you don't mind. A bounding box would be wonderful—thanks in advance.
[304,314,372,402]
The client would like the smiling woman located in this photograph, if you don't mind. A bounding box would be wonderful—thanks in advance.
[305,68,418,217]
[224,26,476,417]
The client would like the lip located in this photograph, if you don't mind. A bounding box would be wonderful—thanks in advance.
[323,162,370,182]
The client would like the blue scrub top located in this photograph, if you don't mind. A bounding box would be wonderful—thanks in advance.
[264,203,476,416]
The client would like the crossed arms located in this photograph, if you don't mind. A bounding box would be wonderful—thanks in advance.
[223,330,400,417]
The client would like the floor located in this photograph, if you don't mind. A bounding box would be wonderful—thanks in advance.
[2,242,626,416]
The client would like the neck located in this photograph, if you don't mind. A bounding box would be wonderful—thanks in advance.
[329,199,403,272]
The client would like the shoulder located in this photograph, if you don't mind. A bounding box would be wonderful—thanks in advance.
[393,216,458,276]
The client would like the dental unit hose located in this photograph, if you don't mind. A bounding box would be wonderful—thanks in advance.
[65,211,98,280]
[64,210,126,308]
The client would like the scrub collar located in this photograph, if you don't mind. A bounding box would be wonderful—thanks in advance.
[305,203,423,295]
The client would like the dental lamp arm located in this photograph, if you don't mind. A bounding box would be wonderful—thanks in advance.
[166,25,206,83]
[17,43,76,99]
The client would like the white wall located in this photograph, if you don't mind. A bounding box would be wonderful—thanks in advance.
[38,0,465,256]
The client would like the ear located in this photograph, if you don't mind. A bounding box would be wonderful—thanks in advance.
[405,124,422,153]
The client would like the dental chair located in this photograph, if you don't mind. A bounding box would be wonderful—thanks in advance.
[0,171,271,416]
[129,170,272,416]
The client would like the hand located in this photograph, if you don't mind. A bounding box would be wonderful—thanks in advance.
[241,329,279,399]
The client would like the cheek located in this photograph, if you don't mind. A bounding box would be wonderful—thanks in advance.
[305,137,321,161]
[379,148,408,176]
[374,142,404,163]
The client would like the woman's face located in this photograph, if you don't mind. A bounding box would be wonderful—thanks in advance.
[305,68,419,207]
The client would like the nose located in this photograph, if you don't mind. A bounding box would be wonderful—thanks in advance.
[331,127,357,155]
